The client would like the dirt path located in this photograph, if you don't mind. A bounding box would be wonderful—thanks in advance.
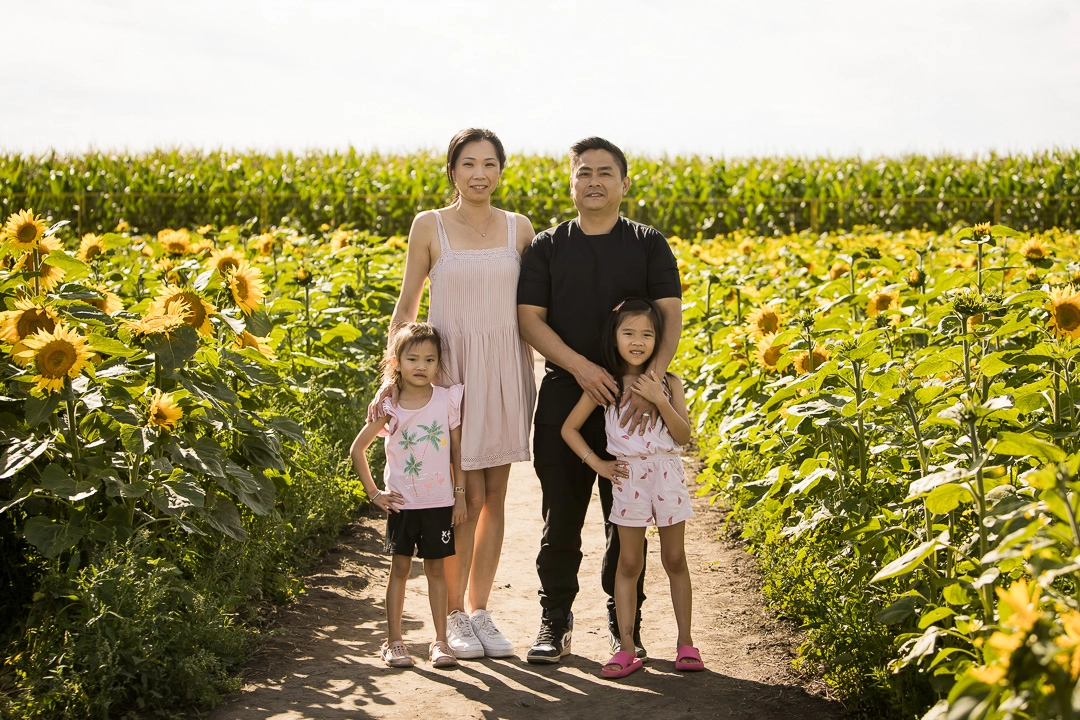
[207,362,843,720]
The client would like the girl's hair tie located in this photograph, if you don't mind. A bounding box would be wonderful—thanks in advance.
[612,300,626,312]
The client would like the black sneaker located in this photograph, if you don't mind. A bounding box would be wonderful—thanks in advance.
[527,609,573,664]
[607,603,647,660]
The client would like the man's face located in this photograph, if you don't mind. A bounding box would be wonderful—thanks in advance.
[570,149,630,215]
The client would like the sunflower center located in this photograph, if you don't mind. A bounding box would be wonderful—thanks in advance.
[38,339,77,378]
[1057,303,1080,331]
[234,277,249,299]
[85,244,103,260]
[218,258,239,274]
[757,312,779,334]
[17,309,56,339]
[875,295,893,311]
[16,222,38,243]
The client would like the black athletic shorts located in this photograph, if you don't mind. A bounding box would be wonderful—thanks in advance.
[384,506,455,559]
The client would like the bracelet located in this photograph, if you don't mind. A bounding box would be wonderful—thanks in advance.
[454,486,466,495]
[372,489,382,501]
[581,450,593,464]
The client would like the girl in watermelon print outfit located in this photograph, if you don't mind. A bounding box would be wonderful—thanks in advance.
[350,322,466,670]
[561,298,703,679]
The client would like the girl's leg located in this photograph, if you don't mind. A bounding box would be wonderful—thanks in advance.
[445,468,484,614]
[467,464,511,611]
[611,525,647,661]
[424,558,448,642]
[387,554,413,641]
[657,522,695,652]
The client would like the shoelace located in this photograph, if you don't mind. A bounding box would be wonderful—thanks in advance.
[450,612,476,637]
[475,614,502,637]
[534,621,566,645]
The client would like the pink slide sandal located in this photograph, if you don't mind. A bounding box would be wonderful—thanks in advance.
[601,650,643,678]
[675,645,705,671]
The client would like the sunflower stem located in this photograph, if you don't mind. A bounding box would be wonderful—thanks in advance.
[961,316,972,391]
[65,392,83,482]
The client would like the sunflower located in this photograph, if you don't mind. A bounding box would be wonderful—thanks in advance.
[737,238,753,255]
[147,390,183,429]
[951,254,976,270]
[827,261,849,281]
[252,233,277,256]
[157,228,192,256]
[386,236,406,250]
[906,268,927,290]
[196,224,213,235]
[867,291,899,317]
[295,267,313,286]
[755,334,787,372]
[1047,286,1080,340]
[235,330,275,357]
[1026,268,1041,286]
[3,209,46,251]
[330,230,351,252]
[127,300,191,339]
[793,345,830,374]
[745,306,783,338]
[115,220,130,233]
[973,222,992,238]
[86,287,124,316]
[14,324,93,394]
[228,262,266,314]
[208,247,245,277]
[75,233,105,262]
[1019,237,1051,262]
[1,299,59,366]
[150,285,216,336]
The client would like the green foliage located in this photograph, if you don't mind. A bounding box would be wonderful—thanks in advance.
[677,223,1080,718]
[3,150,1080,237]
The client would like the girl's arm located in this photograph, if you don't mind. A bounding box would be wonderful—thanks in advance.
[630,371,692,446]
[560,393,629,483]
[349,416,403,513]
[449,424,466,526]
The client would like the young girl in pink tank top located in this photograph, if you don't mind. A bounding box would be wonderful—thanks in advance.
[350,323,466,670]
[560,298,704,679]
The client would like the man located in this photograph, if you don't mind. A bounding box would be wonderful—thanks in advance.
[517,137,683,663]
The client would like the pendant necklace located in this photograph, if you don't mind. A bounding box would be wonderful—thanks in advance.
[456,206,493,237]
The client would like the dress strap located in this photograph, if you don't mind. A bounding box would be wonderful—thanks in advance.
[433,211,452,254]
[505,211,517,249]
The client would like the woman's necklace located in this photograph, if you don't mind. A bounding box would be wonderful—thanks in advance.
[456,206,493,237]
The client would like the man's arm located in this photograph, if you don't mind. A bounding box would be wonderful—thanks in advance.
[647,297,683,376]
[518,304,618,406]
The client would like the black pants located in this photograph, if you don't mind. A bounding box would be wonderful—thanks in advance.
[534,415,647,617]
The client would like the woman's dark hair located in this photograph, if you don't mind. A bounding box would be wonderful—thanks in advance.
[446,128,506,203]
[600,297,664,397]
[381,322,443,389]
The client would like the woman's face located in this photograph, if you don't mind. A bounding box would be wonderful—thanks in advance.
[452,139,502,202]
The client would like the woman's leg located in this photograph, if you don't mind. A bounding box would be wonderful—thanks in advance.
[424,558,448,642]
[467,464,511,611]
[657,522,695,651]
[386,554,412,641]
[609,525,647,664]
[445,468,484,614]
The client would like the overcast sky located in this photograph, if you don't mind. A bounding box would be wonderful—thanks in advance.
[3,0,1078,158]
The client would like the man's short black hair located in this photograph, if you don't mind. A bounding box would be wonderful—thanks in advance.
[570,137,628,179]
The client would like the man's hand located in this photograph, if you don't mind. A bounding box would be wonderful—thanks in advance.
[366,382,398,423]
[570,360,619,406]
[619,391,658,436]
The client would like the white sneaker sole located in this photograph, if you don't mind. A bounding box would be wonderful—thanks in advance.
[448,645,485,660]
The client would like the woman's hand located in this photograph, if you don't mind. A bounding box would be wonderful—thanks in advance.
[371,488,404,514]
[593,458,629,484]
[452,495,468,527]
[619,390,659,436]
[366,382,397,423]
[630,371,666,406]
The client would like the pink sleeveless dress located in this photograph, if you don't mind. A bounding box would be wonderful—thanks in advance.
[428,210,536,471]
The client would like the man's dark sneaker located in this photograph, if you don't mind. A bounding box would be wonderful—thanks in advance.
[527,609,573,664]
[606,603,647,660]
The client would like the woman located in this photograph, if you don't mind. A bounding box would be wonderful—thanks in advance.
[374,128,536,659]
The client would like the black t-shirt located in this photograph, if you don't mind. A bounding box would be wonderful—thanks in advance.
[517,217,682,425]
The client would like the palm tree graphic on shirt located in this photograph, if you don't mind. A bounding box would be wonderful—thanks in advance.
[417,420,445,451]
[398,418,445,499]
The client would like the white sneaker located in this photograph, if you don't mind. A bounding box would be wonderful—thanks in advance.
[446,610,484,659]
[470,609,515,657]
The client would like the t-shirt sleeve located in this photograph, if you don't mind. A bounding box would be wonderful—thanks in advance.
[645,228,682,300]
[447,384,464,431]
[377,398,399,437]
[517,233,552,308]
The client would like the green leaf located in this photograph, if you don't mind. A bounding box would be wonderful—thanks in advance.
[40,250,86,272]
[871,532,949,583]
[320,321,362,345]
[39,463,99,502]
[244,309,273,337]
[147,325,200,374]
[990,431,1066,463]
[23,516,85,559]
[25,393,62,427]
[924,483,973,514]
[0,436,54,479]
[86,334,135,357]
[203,496,247,541]
[908,467,975,498]
[942,582,973,606]
[223,461,275,515]
[150,473,205,514]
[918,606,956,629]
[121,425,156,454]
[241,434,285,471]
[875,595,918,624]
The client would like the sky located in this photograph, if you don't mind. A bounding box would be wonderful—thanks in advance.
[3,0,1079,158]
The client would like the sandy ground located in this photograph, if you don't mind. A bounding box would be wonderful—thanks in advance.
[205,362,844,720]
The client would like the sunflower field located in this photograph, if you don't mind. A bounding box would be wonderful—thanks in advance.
[0,209,403,717]
[675,223,1080,718]
[2,175,1080,719]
